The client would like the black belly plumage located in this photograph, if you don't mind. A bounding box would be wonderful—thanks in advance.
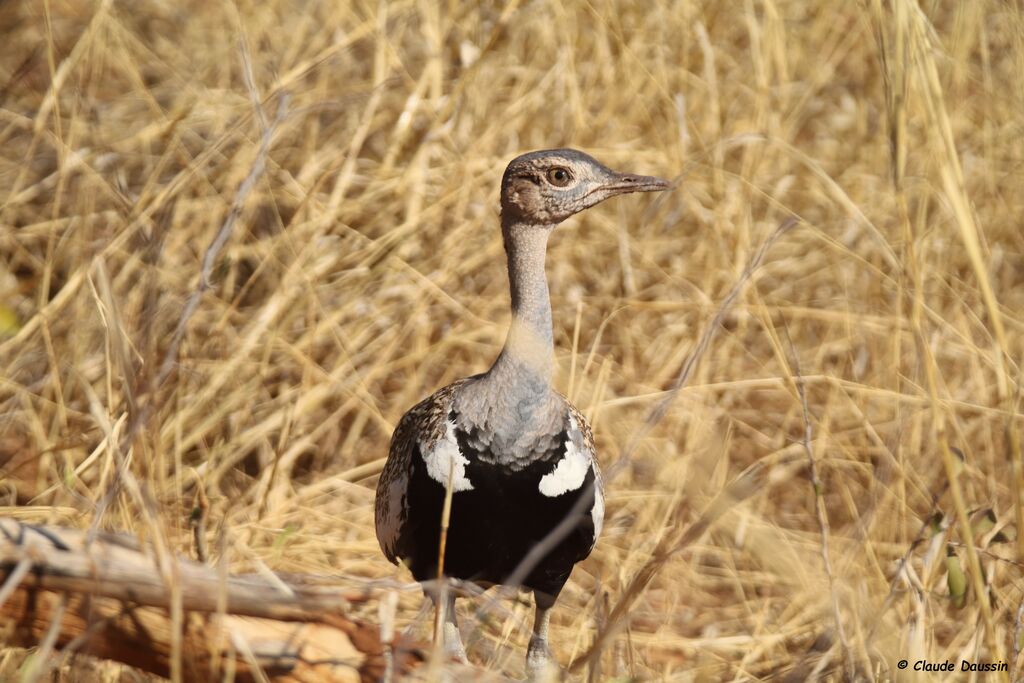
[397,423,596,601]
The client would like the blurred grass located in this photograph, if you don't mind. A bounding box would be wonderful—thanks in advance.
[1,0,1023,680]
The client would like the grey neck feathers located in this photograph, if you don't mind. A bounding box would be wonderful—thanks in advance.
[494,219,554,384]
[455,218,562,440]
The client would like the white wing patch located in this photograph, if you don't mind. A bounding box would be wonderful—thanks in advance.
[591,473,604,540]
[538,414,591,497]
[422,420,475,491]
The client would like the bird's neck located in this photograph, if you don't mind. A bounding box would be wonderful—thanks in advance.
[486,218,556,398]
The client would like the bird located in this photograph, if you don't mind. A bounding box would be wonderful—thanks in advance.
[375,148,670,676]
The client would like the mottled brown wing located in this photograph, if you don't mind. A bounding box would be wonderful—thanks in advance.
[374,380,468,563]
[564,398,604,552]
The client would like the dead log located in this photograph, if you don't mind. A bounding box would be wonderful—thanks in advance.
[0,517,426,682]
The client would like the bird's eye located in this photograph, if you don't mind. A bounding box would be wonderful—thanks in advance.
[546,167,572,187]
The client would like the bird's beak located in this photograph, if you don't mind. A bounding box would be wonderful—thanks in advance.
[602,172,673,196]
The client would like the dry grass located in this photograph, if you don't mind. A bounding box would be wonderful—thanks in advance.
[2,0,1023,680]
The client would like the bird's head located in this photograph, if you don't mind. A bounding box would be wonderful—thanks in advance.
[500,148,671,226]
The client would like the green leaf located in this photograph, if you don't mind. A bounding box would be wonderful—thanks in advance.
[0,305,19,337]
[970,508,996,536]
[945,546,967,609]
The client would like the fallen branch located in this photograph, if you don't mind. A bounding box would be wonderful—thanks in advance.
[0,518,424,682]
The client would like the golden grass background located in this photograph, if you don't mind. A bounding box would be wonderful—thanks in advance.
[1,0,1023,680]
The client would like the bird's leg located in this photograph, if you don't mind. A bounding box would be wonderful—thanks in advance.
[430,586,468,663]
[526,592,556,678]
